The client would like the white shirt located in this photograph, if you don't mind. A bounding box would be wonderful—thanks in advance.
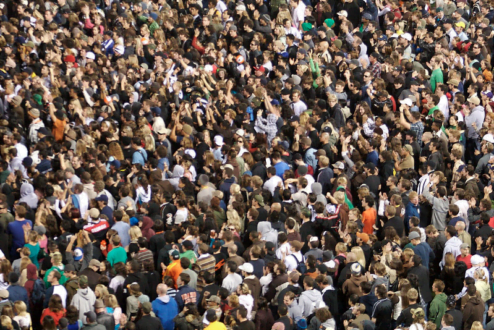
[238,294,254,320]
[304,174,315,193]
[216,0,227,12]
[276,242,291,260]
[292,2,306,30]
[222,273,243,294]
[263,175,283,195]
[15,143,28,159]
[455,199,470,230]
[284,251,304,272]
[291,100,308,116]
[466,266,490,284]
[438,95,450,120]
[52,284,68,308]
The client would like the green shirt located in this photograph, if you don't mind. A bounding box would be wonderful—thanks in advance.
[25,243,40,268]
[180,250,197,267]
[430,68,443,93]
[107,246,128,266]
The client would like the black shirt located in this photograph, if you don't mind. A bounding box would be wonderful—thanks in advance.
[238,320,255,330]
[372,298,393,330]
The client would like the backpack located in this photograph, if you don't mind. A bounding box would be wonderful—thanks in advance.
[291,253,307,274]
[29,279,46,304]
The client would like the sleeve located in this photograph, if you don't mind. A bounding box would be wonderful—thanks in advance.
[422,185,435,205]
[428,300,438,324]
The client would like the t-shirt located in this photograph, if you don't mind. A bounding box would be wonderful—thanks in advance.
[52,118,66,142]
[8,220,33,251]
[249,259,265,279]
[362,208,377,234]
[107,246,128,266]
[25,243,40,268]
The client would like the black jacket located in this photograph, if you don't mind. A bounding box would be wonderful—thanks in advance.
[408,265,432,303]
[96,312,115,330]
[136,315,164,330]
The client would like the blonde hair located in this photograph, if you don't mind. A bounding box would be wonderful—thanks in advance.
[333,191,346,204]
[471,322,483,330]
[351,246,366,268]
[13,301,27,316]
[51,252,63,266]
[239,283,251,295]
[105,294,120,308]
[1,316,12,330]
[227,209,243,232]
[129,226,143,241]
[95,284,110,300]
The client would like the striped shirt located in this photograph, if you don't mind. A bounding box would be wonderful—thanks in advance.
[196,254,216,274]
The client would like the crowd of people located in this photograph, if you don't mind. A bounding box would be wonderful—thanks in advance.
[0,0,494,329]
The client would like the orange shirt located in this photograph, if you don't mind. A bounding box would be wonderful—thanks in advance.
[165,259,183,288]
[362,208,377,234]
[52,118,66,142]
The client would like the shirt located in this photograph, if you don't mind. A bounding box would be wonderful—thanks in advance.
[112,222,131,247]
[222,273,243,294]
[362,208,376,234]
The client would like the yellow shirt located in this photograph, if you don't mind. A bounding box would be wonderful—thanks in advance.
[205,321,227,330]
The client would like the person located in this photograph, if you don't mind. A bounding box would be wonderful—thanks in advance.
[152,283,178,330]
[71,276,96,324]
[429,280,448,329]
[137,301,163,330]
[40,294,66,326]
[81,311,105,330]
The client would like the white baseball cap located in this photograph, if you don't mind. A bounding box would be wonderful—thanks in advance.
[86,52,95,60]
[400,98,413,107]
[214,135,224,146]
[239,263,254,273]
[337,10,348,17]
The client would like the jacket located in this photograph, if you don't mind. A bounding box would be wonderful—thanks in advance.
[71,287,97,324]
[81,322,106,330]
[78,268,101,291]
[423,188,449,231]
[7,284,28,308]
[65,277,80,306]
[429,292,447,328]
[124,272,150,297]
[407,265,432,303]
[137,314,164,330]
[413,242,435,269]
[96,311,115,330]
[255,309,274,330]
[440,237,462,269]
[463,296,485,330]
[342,275,366,298]
[257,222,278,246]
[244,276,261,311]
[465,106,485,139]
[173,313,203,330]
[298,289,323,317]
[175,285,198,311]
[152,295,179,330]
[265,273,288,304]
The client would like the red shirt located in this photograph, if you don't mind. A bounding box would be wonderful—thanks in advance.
[456,254,472,269]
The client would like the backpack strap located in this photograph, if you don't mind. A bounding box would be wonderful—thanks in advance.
[291,253,302,265]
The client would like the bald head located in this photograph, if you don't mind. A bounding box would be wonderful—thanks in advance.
[346,252,357,263]
[157,283,167,295]
[319,41,329,51]
[271,203,281,212]
[455,221,465,231]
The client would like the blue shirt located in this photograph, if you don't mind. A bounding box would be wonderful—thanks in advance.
[132,148,148,166]
[366,150,379,166]
[8,219,32,254]
[112,221,131,247]
[274,161,290,178]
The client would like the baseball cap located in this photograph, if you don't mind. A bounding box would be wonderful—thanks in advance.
[460,243,470,249]
[332,161,345,170]
[403,144,414,156]
[95,195,108,202]
[88,208,100,219]
[363,162,376,171]
[89,259,101,268]
[109,159,121,169]
[74,247,83,261]
[457,164,466,173]
[79,275,89,286]
[351,263,362,275]
[84,311,97,323]
[408,231,420,240]
[212,240,222,250]
[169,249,180,260]
[239,263,254,273]
[207,295,221,304]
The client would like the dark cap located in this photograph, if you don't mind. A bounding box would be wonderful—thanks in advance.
[265,241,275,250]
[183,240,194,249]
[289,115,300,122]
[363,162,376,171]
[37,127,51,136]
[212,240,222,250]
[85,311,97,323]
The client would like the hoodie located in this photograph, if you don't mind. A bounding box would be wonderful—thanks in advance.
[140,216,156,241]
[463,296,485,330]
[429,292,447,328]
[440,237,462,269]
[257,222,278,246]
[152,295,179,330]
[24,264,37,301]
[311,183,327,206]
[298,288,324,317]
[19,183,38,209]
[255,114,278,145]
[71,287,97,324]
[465,106,485,139]
[342,275,367,298]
